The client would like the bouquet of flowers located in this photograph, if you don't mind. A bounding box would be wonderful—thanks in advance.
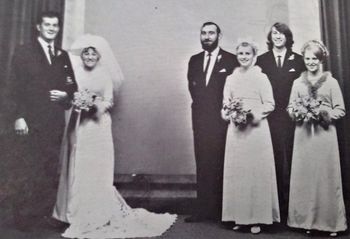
[223,97,251,126]
[72,89,97,112]
[289,96,322,122]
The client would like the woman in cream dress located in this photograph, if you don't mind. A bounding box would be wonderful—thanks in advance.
[287,40,347,237]
[221,40,280,234]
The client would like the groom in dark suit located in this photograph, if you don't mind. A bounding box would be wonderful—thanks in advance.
[9,11,77,229]
[256,22,305,221]
[186,22,238,222]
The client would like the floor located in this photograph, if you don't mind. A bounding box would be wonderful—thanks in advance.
[1,215,349,239]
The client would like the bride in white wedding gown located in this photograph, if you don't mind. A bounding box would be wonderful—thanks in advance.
[52,34,177,239]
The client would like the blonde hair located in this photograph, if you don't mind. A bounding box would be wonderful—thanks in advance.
[301,40,329,62]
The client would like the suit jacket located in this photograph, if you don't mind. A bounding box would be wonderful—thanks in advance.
[188,48,238,132]
[10,40,77,132]
[256,50,306,112]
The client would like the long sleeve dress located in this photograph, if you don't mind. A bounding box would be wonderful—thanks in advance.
[222,66,280,225]
[53,65,176,239]
[287,71,347,232]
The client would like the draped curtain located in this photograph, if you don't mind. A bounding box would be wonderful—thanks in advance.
[0,0,65,131]
[320,0,350,212]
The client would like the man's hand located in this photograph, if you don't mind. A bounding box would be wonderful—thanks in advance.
[14,118,29,135]
[50,90,68,102]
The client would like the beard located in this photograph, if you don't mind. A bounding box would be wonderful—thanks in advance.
[201,38,219,52]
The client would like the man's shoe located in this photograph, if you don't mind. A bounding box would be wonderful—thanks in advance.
[184,215,205,223]
[42,216,68,229]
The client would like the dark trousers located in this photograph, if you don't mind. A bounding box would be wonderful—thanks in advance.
[9,126,63,218]
[192,119,227,220]
[268,111,294,222]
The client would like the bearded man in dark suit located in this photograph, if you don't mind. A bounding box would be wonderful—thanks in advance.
[256,22,306,221]
[9,11,77,229]
[186,22,238,222]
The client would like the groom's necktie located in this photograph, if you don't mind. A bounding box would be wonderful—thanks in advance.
[48,45,55,64]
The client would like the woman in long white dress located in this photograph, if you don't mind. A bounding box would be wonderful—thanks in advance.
[52,35,176,239]
[221,40,280,234]
[287,40,347,237]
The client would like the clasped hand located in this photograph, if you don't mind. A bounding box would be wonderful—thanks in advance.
[50,90,68,102]
[14,118,28,135]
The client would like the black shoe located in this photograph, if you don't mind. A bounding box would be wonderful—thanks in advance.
[42,216,68,229]
[184,215,205,223]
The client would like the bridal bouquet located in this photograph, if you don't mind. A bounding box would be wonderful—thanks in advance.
[223,97,251,126]
[72,89,97,112]
[289,96,322,122]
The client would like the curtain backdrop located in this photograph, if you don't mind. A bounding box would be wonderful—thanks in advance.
[320,0,350,213]
[0,0,65,205]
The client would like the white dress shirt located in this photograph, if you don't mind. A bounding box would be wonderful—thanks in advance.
[203,47,220,85]
[38,37,55,64]
[272,48,287,68]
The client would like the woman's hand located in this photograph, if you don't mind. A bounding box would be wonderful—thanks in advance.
[221,109,231,122]
[92,99,113,120]
[319,109,331,128]
[247,112,260,126]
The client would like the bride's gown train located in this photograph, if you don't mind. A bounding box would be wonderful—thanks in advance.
[53,66,176,239]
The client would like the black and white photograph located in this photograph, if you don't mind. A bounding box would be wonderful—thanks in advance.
[0,0,350,238]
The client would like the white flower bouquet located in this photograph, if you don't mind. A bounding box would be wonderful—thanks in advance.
[289,96,322,122]
[223,97,251,127]
[72,89,97,112]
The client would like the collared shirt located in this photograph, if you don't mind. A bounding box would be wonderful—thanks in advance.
[204,46,220,85]
[272,48,287,68]
[38,37,55,64]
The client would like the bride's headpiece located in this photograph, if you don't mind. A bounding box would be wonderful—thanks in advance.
[69,34,124,93]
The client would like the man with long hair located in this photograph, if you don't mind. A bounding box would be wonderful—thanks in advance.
[256,22,306,222]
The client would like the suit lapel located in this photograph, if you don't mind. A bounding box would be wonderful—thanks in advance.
[267,51,278,70]
[195,51,206,87]
[33,40,52,66]
[206,48,222,87]
[282,50,291,71]
[211,48,221,75]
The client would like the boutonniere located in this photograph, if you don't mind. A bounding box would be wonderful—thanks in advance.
[217,54,222,62]
[288,54,295,60]
[66,76,74,85]
[57,49,62,56]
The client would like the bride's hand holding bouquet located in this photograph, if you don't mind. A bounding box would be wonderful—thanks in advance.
[72,89,97,112]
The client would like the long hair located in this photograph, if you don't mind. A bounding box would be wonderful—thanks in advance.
[266,22,294,51]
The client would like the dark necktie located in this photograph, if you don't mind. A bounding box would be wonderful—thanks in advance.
[48,45,55,64]
[277,55,282,68]
[204,53,212,77]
